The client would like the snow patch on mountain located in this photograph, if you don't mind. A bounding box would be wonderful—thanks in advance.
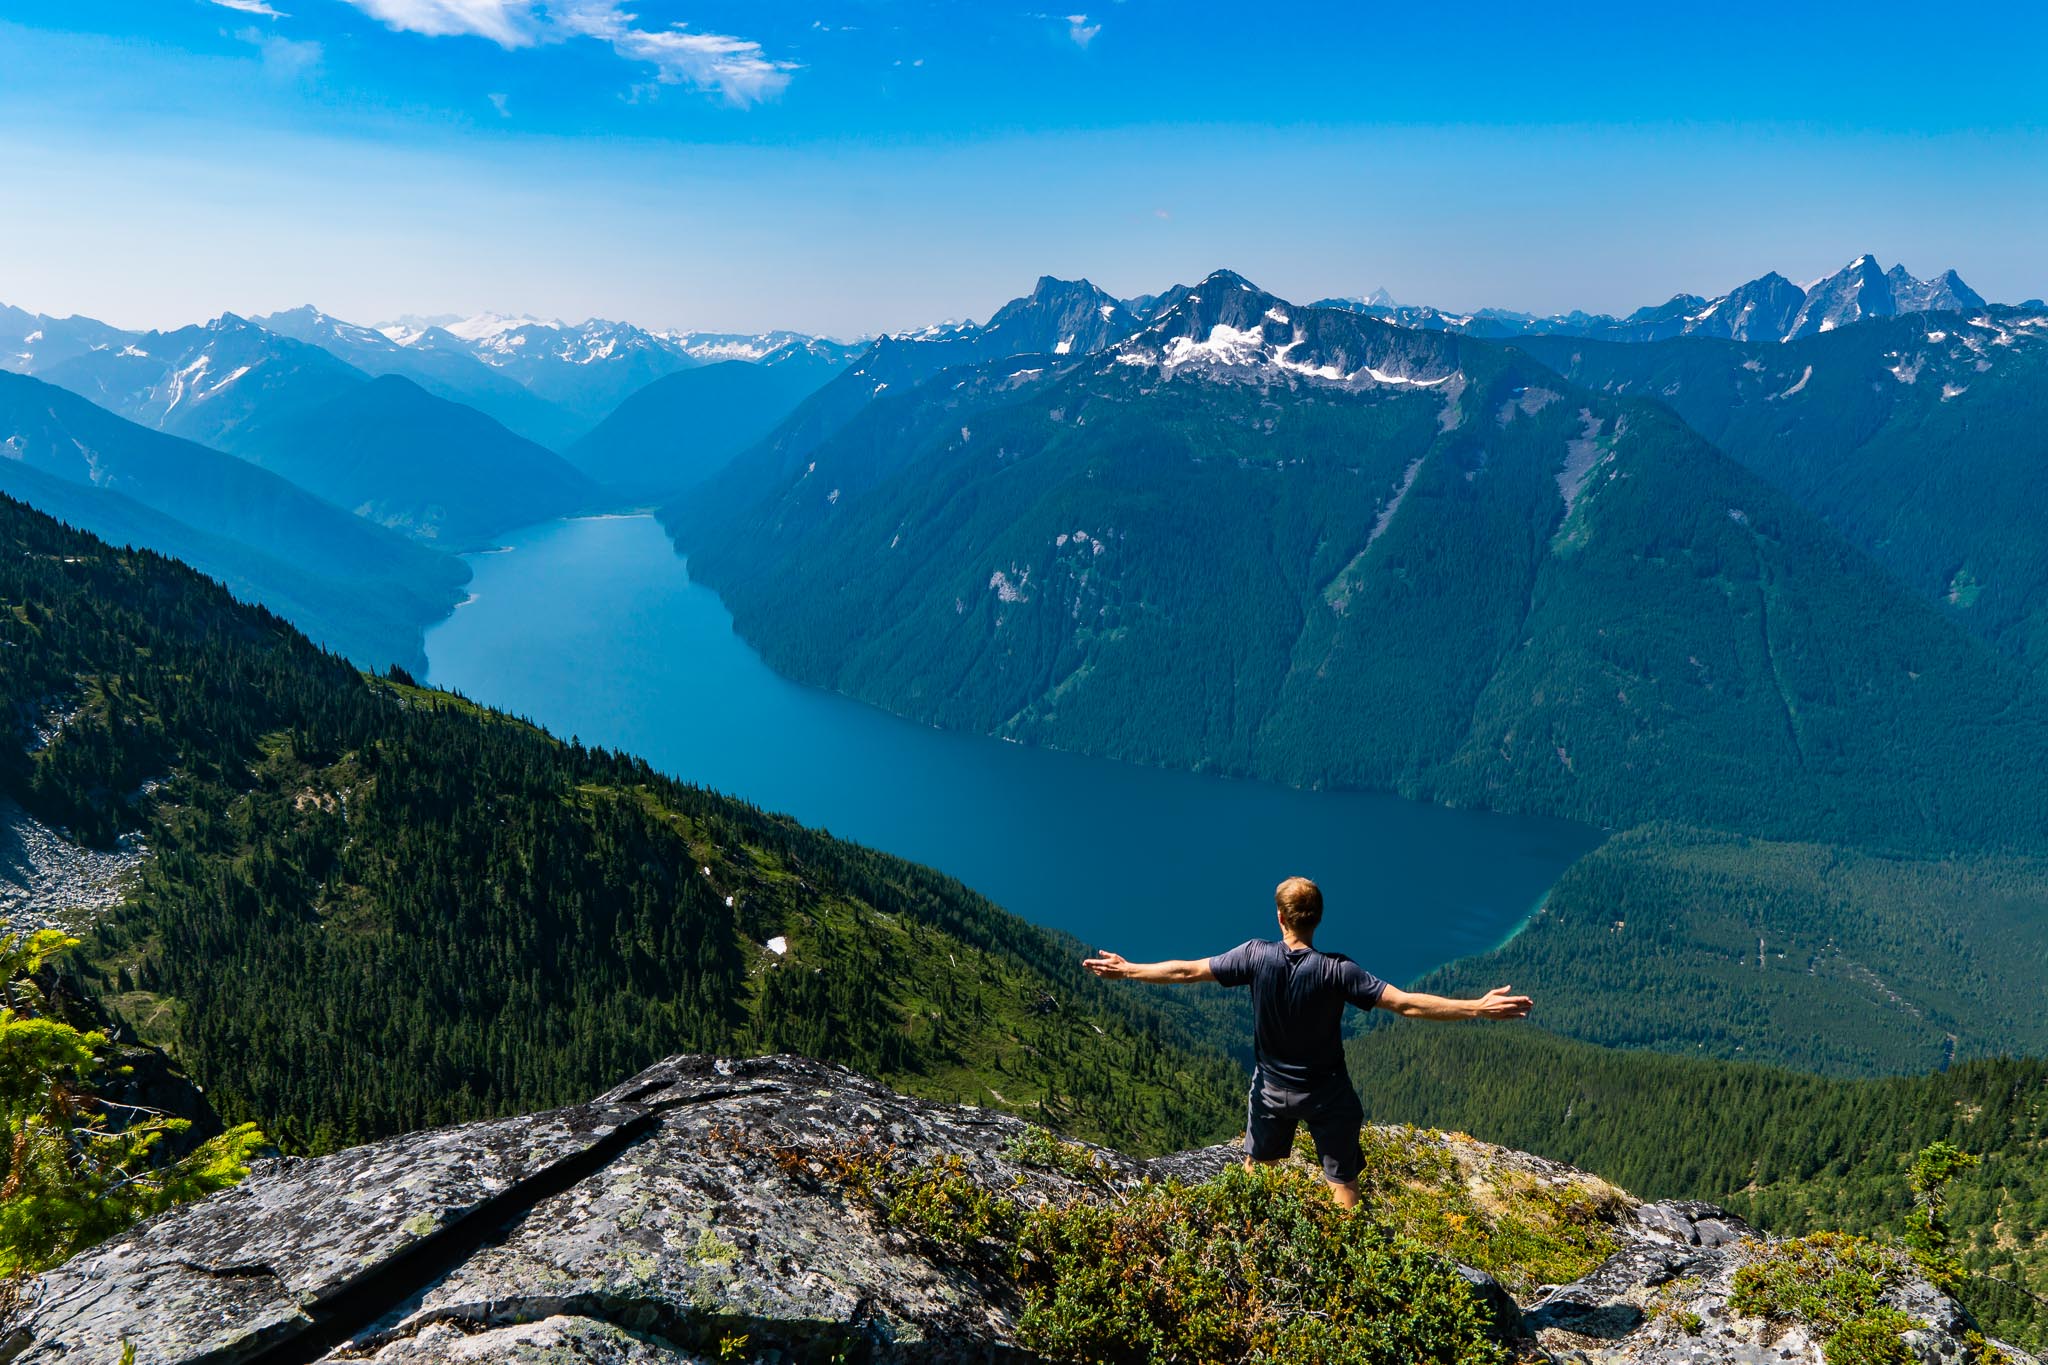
[444,313,561,342]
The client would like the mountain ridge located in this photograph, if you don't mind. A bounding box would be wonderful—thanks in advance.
[1313,255,1992,344]
[0,370,465,670]
[221,371,599,548]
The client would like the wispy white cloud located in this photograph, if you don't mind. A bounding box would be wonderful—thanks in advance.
[208,0,288,15]
[1066,13,1101,48]
[487,90,512,116]
[554,3,796,105]
[340,0,530,44]
[335,1,797,105]
[235,26,323,77]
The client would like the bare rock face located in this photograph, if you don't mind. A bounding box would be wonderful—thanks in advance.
[3,1054,2035,1365]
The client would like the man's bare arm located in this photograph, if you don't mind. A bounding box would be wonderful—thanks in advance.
[1082,951,1216,984]
[1376,983,1532,1021]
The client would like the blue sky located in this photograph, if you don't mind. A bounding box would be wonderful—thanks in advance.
[3,0,2044,335]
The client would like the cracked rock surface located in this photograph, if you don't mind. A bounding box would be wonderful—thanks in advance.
[3,1054,2035,1364]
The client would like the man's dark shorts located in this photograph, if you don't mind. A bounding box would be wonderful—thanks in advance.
[1243,1070,1365,1184]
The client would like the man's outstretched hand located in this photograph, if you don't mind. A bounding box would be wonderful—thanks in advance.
[1083,951,1133,979]
[1473,985,1533,1020]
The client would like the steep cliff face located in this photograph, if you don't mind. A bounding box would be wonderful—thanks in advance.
[5,1055,2034,1365]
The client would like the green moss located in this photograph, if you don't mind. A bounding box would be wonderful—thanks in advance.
[876,1153,1022,1252]
[693,1227,740,1263]
[1964,1329,2017,1365]
[1013,1164,1509,1364]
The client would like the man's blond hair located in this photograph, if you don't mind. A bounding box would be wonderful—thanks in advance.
[1275,876,1324,937]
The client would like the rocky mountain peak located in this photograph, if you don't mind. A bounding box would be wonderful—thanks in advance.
[11,1053,2024,1365]
[975,276,1140,356]
[1787,253,1897,339]
[1888,264,1989,313]
[1117,275,1466,396]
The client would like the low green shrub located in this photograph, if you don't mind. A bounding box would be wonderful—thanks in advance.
[1732,1232,1919,1364]
[821,1138,1515,1364]
[1013,1163,1512,1364]
[1003,1124,1111,1182]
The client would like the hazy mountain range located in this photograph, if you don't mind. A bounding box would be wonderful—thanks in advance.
[0,252,2034,684]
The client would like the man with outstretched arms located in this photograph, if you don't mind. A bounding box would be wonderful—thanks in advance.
[1083,876,1532,1208]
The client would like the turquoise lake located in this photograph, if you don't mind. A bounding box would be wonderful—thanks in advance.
[424,513,1602,982]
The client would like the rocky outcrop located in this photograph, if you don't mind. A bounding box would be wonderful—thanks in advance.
[3,1054,2035,1364]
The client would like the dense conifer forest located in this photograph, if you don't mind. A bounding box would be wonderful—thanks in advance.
[1409,823,2048,1075]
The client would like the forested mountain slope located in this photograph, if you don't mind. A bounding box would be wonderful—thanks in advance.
[0,371,466,671]
[670,273,2048,854]
[1516,310,2048,669]
[1408,822,2048,1075]
[567,341,852,500]
[0,494,1241,1154]
[222,373,598,548]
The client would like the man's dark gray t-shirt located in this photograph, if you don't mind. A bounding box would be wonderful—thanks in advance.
[1208,940,1387,1090]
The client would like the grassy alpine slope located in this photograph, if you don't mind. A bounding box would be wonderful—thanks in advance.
[0,493,1241,1155]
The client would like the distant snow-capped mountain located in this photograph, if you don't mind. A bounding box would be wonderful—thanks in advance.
[254,305,586,448]
[1785,254,1988,339]
[671,330,824,362]
[1305,257,1991,346]
[35,312,365,452]
[1,305,146,375]
[1113,270,1465,393]
[1786,254,1898,339]
[369,314,698,427]
[363,312,858,430]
